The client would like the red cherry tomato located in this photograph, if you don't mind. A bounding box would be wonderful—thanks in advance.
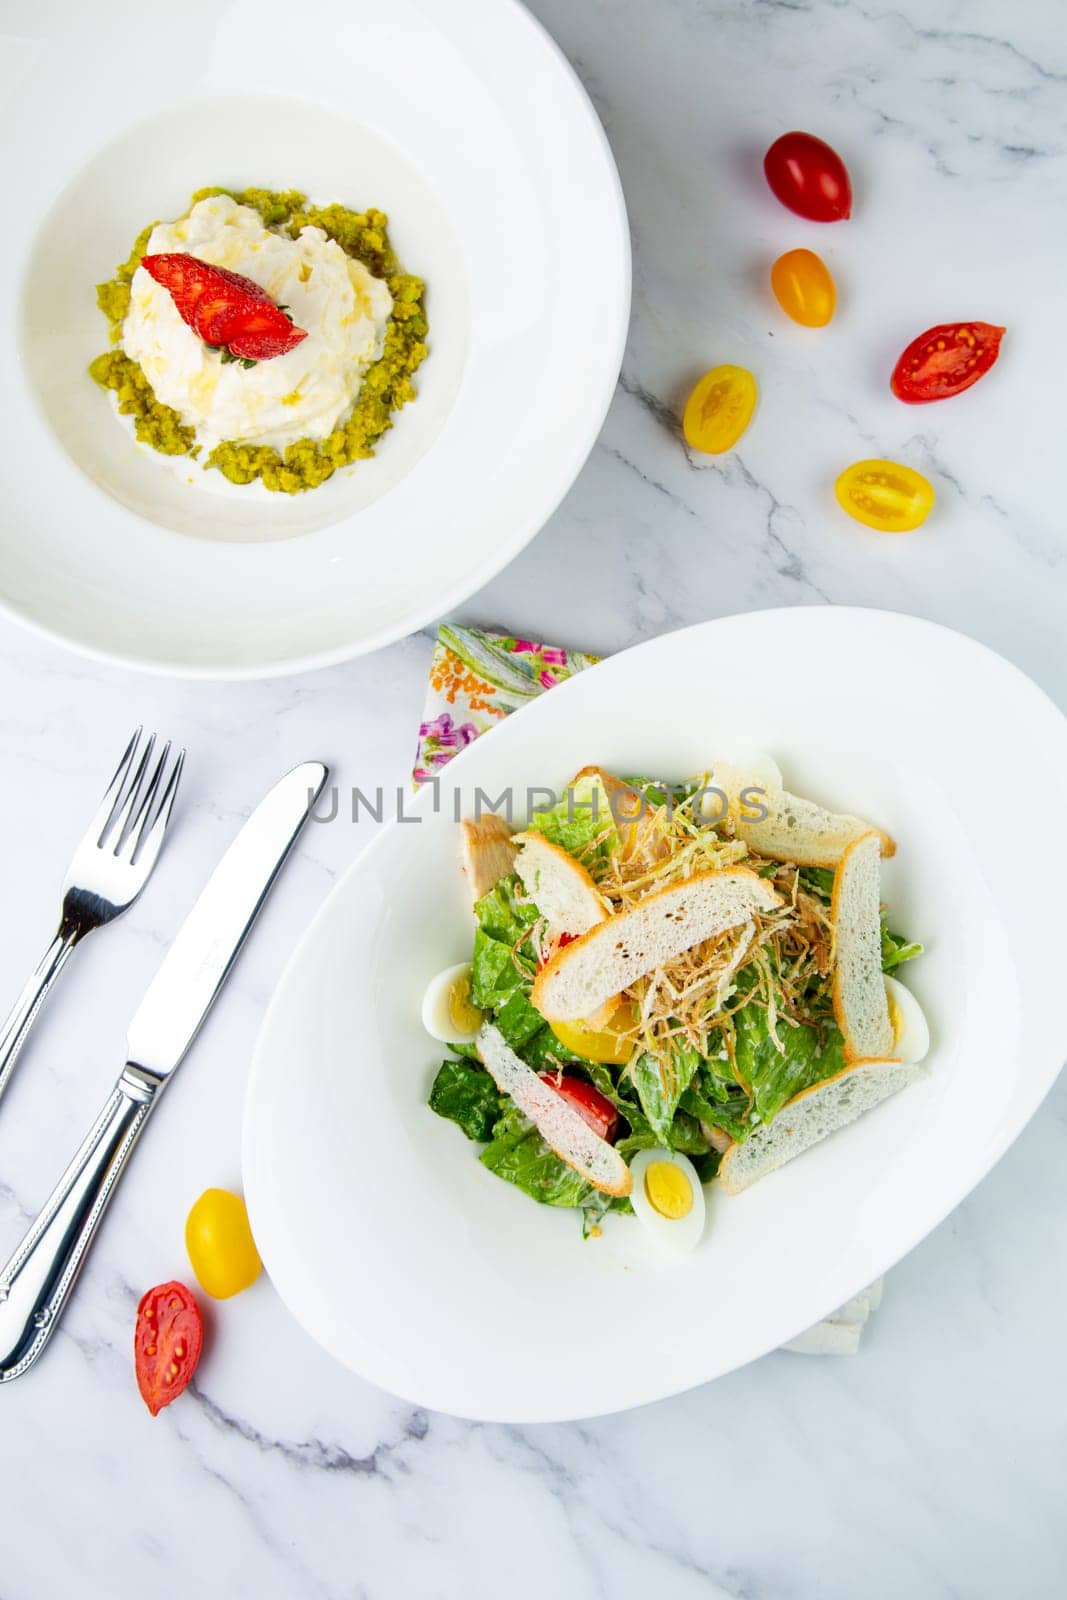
[134,1281,203,1417]
[537,930,578,972]
[890,322,1006,404]
[540,1073,619,1142]
[764,132,852,222]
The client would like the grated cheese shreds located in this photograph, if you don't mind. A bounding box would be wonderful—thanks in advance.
[564,784,839,1086]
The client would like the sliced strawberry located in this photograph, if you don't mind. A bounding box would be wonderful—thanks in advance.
[142,254,261,332]
[192,291,251,347]
[139,252,305,362]
[188,265,273,345]
[224,307,308,360]
[140,253,213,325]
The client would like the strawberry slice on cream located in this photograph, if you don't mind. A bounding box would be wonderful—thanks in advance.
[141,253,307,361]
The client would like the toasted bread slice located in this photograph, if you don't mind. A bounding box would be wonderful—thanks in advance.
[832,831,894,1061]
[513,832,609,936]
[570,765,670,867]
[717,1057,920,1193]
[477,1024,632,1196]
[730,781,895,866]
[531,868,781,1023]
[459,815,517,902]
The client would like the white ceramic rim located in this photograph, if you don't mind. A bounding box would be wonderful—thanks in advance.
[0,0,630,679]
[243,606,1067,1420]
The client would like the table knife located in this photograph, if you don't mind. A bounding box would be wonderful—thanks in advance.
[0,760,328,1383]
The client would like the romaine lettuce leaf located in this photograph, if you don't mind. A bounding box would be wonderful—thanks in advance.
[493,987,545,1049]
[428,1059,501,1143]
[679,1069,751,1144]
[733,1001,846,1128]
[620,775,699,809]
[473,874,538,946]
[520,1026,587,1072]
[881,925,923,972]
[581,1190,635,1235]
[799,865,836,901]
[630,1040,703,1143]
[480,1103,597,1208]
[470,927,531,1010]
[526,772,618,868]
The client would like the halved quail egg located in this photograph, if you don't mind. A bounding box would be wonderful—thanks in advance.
[421,963,483,1045]
[629,1148,707,1257]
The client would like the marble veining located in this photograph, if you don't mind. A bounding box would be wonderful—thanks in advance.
[0,0,1065,1595]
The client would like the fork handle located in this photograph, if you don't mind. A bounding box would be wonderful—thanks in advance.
[0,1067,159,1381]
[0,928,80,1106]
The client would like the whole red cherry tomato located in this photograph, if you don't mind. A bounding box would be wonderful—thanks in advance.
[539,1073,619,1142]
[134,1281,203,1416]
[764,132,852,221]
[890,322,1006,403]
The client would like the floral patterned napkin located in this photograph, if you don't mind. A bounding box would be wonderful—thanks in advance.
[414,623,882,1354]
[414,625,600,786]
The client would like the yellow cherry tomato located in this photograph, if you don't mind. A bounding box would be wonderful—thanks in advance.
[550,1005,635,1066]
[770,248,836,327]
[835,459,935,533]
[683,365,757,454]
[185,1188,262,1299]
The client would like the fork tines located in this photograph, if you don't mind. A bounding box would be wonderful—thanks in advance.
[93,728,186,870]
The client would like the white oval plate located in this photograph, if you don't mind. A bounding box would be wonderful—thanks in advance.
[244,609,1067,1421]
[0,0,628,677]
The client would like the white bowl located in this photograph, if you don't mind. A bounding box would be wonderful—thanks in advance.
[243,608,1067,1421]
[1,0,629,676]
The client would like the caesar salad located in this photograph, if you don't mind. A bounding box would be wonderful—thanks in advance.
[423,761,927,1254]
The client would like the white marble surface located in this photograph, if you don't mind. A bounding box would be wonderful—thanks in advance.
[2,0,1066,1594]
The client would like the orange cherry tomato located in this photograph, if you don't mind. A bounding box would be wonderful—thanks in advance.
[771,249,836,327]
[835,460,934,533]
[683,365,757,454]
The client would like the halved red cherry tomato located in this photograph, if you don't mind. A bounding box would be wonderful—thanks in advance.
[764,132,852,222]
[537,930,578,973]
[540,1073,619,1141]
[890,322,1005,403]
[134,1281,203,1417]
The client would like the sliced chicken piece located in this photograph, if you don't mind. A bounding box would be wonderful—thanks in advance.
[460,815,518,902]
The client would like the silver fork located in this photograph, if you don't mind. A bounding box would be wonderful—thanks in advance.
[0,729,184,1107]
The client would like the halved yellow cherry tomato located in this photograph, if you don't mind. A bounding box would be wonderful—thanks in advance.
[770,248,836,327]
[551,1005,635,1066]
[835,459,935,533]
[683,365,757,454]
[185,1188,262,1300]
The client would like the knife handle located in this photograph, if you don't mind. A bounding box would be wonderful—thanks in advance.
[0,1066,159,1382]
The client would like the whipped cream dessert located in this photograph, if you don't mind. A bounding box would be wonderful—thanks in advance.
[122,195,393,452]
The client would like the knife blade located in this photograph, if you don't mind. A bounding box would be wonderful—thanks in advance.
[0,759,328,1383]
[125,760,328,1080]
